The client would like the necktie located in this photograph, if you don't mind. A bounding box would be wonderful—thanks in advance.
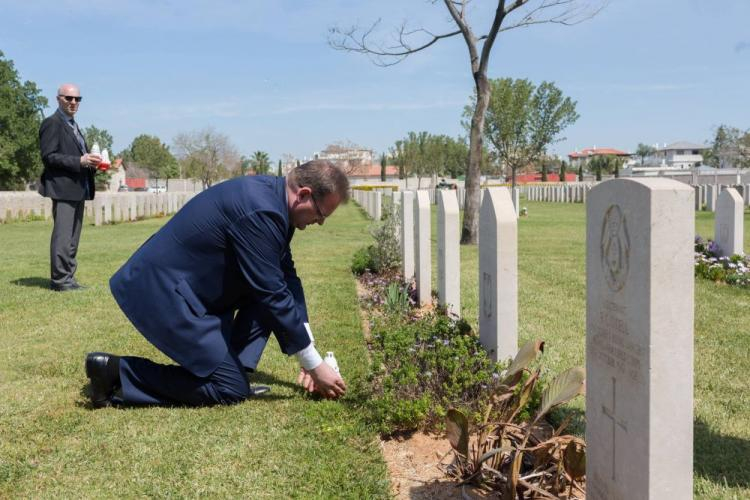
[70,119,86,152]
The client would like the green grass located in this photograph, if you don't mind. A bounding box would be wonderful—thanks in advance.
[0,205,390,498]
[2,199,749,498]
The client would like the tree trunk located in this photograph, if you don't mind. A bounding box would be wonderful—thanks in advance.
[511,166,517,189]
[461,76,490,245]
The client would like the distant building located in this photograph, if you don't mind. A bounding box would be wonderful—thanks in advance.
[314,144,374,164]
[567,147,632,169]
[654,141,707,169]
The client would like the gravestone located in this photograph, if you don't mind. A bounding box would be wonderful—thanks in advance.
[478,188,517,362]
[437,189,460,317]
[400,191,415,280]
[374,191,382,221]
[715,188,744,257]
[586,178,693,500]
[414,191,431,306]
[706,185,717,212]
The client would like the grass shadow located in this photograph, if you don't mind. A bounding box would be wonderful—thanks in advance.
[695,417,750,489]
[11,277,50,289]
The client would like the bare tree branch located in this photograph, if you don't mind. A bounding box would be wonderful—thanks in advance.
[329,18,463,67]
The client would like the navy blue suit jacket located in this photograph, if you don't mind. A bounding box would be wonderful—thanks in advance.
[110,176,310,377]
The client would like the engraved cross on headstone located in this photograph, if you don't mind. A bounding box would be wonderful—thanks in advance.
[602,376,628,481]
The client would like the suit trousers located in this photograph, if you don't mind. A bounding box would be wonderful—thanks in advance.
[115,313,272,406]
[117,349,252,406]
[50,199,85,286]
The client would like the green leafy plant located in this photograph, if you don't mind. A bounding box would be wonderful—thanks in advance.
[351,246,375,275]
[384,282,410,314]
[444,340,586,498]
[365,311,538,433]
[351,201,401,275]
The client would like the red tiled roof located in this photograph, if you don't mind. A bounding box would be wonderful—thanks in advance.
[568,147,630,158]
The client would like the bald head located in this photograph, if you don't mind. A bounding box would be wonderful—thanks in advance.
[56,83,82,118]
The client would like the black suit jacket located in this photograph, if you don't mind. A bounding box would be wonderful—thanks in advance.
[38,110,95,201]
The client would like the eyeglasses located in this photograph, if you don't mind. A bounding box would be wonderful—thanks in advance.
[309,193,329,221]
[59,95,83,103]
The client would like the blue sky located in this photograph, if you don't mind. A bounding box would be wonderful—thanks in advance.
[2,0,748,161]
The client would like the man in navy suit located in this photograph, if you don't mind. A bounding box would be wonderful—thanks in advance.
[85,160,349,407]
[39,83,101,291]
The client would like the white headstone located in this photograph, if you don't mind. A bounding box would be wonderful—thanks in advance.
[437,190,460,317]
[715,188,744,256]
[414,190,432,306]
[400,191,415,280]
[706,184,717,212]
[478,188,518,362]
[374,191,382,221]
[586,178,693,500]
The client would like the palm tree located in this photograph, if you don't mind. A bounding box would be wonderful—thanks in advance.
[250,151,271,175]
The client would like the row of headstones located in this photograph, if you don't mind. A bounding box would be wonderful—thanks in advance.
[352,187,522,220]
[355,178,695,498]
[0,192,195,225]
[523,183,594,203]
[695,183,750,212]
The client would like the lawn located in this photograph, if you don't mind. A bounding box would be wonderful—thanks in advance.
[0,205,390,498]
[1,196,748,499]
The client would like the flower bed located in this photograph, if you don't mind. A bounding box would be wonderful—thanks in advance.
[694,235,750,288]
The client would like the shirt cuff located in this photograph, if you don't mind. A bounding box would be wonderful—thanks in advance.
[295,343,323,370]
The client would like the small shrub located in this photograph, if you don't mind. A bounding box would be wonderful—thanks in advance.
[351,246,375,275]
[368,202,401,272]
[365,312,545,433]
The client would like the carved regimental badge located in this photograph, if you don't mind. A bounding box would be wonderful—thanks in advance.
[600,205,630,292]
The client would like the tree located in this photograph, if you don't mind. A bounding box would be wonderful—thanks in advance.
[239,155,251,176]
[380,152,387,182]
[635,143,656,165]
[706,125,750,169]
[577,163,583,181]
[172,128,239,189]
[124,134,178,188]
[277,159,282,176]
[559,160,567,182]
[587,154,622,181]
[467,78,579,189]
[83,125,113,153]
[330,1,602,244]
[0,50,48,190]
[541,163,548,182]
[250,151,271,175]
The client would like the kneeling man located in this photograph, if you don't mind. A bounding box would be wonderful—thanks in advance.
[86,160,348,407]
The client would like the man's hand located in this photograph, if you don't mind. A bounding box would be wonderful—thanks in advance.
[81,153,102,168]
[296,363,346,399]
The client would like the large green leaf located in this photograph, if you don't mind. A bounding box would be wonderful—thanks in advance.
[503,340,544,384]
[537,367,585,418]
[446,408,469,457]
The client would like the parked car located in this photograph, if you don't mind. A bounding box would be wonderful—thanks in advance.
[148,186,167,194]
[117,185,130,192]
[132,187,148,192]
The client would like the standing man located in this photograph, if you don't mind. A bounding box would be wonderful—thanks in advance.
[38,83,100,291]
[86,160,348,407]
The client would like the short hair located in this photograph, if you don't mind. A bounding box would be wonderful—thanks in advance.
[288,160,350,202]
